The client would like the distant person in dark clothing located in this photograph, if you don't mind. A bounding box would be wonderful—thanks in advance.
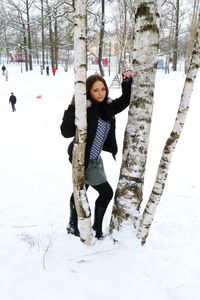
[46,65,49,75]
[2,65,6,75]
[9,92,17,112]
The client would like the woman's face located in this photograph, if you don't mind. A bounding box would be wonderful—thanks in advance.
[90,80,106,102]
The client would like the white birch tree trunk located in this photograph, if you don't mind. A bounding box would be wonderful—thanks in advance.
[73,0,92,245]
[138,13,200,245]
[110,0,160,231]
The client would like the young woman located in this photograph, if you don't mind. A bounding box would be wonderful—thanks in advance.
[60,71,133,239]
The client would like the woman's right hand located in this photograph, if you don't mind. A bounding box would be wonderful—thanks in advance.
[122,70,133,80]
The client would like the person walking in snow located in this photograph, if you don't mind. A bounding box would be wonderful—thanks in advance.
[2,65,6,75]
[46,65,49,75]
[5,70,8,81]
[9,92,17,112]
[60,70,133,239]
[52,65,56,76]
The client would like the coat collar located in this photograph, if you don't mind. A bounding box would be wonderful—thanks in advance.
[86,97,112,108]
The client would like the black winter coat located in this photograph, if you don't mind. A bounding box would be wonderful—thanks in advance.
[60,78,132,167]
[9,95,17,104]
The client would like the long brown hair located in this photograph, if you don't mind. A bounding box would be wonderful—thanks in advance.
[86,74,109,100]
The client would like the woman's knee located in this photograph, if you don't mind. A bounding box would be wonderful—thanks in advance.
[95,182,113,206]
[105,183,113,200]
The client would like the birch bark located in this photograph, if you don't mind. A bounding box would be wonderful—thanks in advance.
[110,0,160,231]
[73,0,92,245]
[138,13,200,245]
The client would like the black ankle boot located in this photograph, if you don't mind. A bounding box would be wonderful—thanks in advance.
[93,206,106,239]
[67,221,79,236]
[67,197,80,237]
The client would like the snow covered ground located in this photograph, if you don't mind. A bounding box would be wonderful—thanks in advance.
[0,64,200,300]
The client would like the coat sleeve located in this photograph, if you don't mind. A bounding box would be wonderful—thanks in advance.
[110,78,132,115]
[60,104,76,138]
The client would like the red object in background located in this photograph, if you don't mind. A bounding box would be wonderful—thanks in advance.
[102,58,108,67]
[52,66,56,75]
[5,71,8,81]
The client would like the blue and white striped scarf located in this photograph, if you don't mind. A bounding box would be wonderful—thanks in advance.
[89,118,111,160]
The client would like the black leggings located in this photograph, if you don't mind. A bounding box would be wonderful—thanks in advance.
[70,181,113,209]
